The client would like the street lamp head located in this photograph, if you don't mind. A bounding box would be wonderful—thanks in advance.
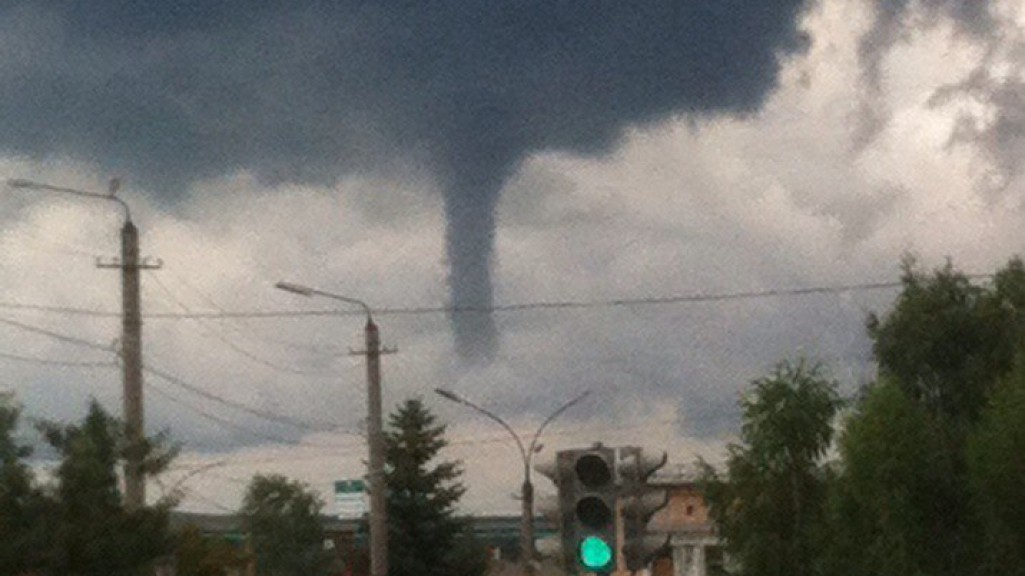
[434,388,462,403]
[275,281,315,297]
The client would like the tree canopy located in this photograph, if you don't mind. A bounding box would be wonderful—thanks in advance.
[868,256,1025,425]
[701,360,842,576]
[384,397,487,576]
[967,353,1025,575]
[241,473,329,576]
[0,395,47,573]
[38,400,178,576]
[699,257,1025,576]
[840,256,1025,575]
[825,378,959,576]
[0,398,179,575]
[747,255,1025,576]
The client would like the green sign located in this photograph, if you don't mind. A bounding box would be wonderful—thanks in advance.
[334,479,367,518]
[578,536,614,571]
[334,480,365,493]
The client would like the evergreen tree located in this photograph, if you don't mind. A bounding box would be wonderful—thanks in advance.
[700,360,841,576]
[37,399,178,576]
[0,395,48,572]
[241,473,329,576]
[384,398,485,576]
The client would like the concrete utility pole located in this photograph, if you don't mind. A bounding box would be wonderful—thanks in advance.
[360,317,389,576]
[99,218,161,512]
[435,388,590,570]
[6,178,158,512]
[275,282,393,576]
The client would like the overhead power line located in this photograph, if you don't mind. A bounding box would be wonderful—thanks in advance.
[161,266,346,354]
[144,383,342,448]
[142,279,919,317]
[3,276,981,321]
[144,270,340,377]
[0,313,355,444]
[0,350,115,368]
[142,363,354,438]
[0,314,114,352]
[0,302,117,317]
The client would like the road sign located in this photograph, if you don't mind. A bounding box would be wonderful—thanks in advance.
[334,479,367,519]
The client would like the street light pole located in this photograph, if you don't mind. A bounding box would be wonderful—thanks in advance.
[275,282,390,576]
[435,388,590,568]
[6,178,158,512]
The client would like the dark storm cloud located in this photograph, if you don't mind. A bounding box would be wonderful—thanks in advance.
[1,0,812,359]
[854,0,997,149]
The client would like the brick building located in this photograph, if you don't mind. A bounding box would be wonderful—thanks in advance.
[646,471,725,576]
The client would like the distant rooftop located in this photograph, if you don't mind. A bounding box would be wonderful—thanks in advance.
[651,462,705,485]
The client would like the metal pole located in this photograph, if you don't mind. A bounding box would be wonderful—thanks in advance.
[522,466,535,568]
[366,318,388,576]
[121,220,145,512]
[434,389,589,571]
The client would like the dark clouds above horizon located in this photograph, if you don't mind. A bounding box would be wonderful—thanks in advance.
[3,0,1024,513]
[0,0,814,359]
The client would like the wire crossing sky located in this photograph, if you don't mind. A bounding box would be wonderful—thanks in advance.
[5,275,999,319]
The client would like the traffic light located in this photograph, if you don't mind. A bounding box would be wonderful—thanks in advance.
[618,447,670,572]
[536,445,618,574]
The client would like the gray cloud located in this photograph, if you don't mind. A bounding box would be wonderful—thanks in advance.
[929,37,1025,198]
[0,0,812,360]
[854,0,997,149]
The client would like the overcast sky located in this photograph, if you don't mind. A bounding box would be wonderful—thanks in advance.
[2,0,1024,515]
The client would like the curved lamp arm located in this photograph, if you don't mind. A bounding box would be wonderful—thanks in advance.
[435,388,529,466]
[7,178,131,221]
[526,390,591,469]
[275,281,373,322]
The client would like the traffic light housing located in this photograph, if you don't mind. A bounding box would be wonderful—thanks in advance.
[618,447,670,572]
[536,445,618,574]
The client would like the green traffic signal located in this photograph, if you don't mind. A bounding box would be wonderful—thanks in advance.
[578,535,614,570]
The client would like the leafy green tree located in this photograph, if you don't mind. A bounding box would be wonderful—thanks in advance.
[824,379,957,576]
[0,395,48,573]
[855,256,1025,574]
[241,473,328,576]
[385,398,486,576]
[700,360,841,576]
[868,256,1025,425]
[968,352,1025,576]
[37,399,178,576]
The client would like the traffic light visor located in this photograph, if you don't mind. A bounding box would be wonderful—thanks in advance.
[576,495,613,528]
[578,536,614,570]
[575,453,612,488]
